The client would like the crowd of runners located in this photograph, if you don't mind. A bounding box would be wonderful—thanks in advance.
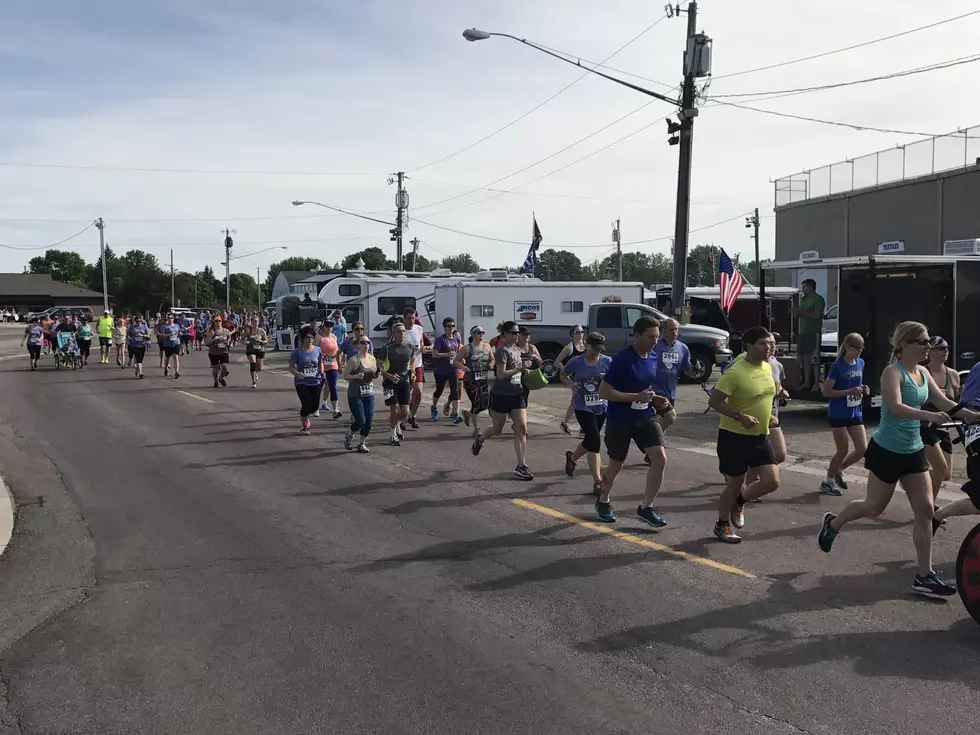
[20,304,980,601]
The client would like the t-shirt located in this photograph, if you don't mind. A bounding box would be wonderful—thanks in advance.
[769,356,786,416]
[652,339,692,404]
[291,346,323,386]
[798,292,826,335]
[376,341,414,382]
[25,326,43,345]
[128,324,150,346]
[714,357,776,436]
[331,321,347,344]
[826,357,865,422]
[178,318,192,336]
[564,354,613,415]
[97,317,113,338]
[433,334,462,375]
[162,324,181,347]
[492,344,525,395]
[56,321,77,333]
[403,324,425,370]
[320,334,339,371]
[208,329,231,355]
[602,346,662,423]
[76,325,93,340]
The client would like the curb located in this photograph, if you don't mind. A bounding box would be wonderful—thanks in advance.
[0,473,12,559]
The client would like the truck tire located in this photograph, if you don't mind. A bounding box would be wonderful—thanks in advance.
[683,347,713,383]
[537,343,564,382]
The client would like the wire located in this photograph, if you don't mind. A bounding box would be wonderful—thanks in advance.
[407,9,677,174]
[0,221,96,251]
[0,234,381,251]
[711,8,980,81]
[0,161,383,176]
[293,201,395,227]
[710,53,980,99]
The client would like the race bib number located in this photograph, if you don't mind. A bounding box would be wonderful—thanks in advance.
[510,372,522,386]
[359,382,375,396]
[846,393,863,408]
[964,424,980,450]
[473,370,488,382]
[631,401,650,411]
[302,364,319,378]
[584,390,602,407]
[215,338,228,350]
[383,388,395,401]
[324,355,336,367]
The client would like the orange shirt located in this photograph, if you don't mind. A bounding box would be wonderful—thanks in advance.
[320,334,339,371]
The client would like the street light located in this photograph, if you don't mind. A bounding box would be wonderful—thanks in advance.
[292,199,396,227]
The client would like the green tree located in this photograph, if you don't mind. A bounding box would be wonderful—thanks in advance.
[403,251,435,273]
[228,272,259,309]
[28,249,92,286]
[342,247,394,270]
[113,250,167,314]
[537,249,583,281]
[263,256,326,299]
[439,253,481,273]
[686,244,721,287]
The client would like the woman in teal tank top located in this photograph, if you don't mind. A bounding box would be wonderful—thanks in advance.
[818,321,980,600]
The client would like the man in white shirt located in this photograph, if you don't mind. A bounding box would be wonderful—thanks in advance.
[401,306,429,429]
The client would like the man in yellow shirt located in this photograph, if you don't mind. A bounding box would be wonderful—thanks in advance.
[97,310,114,364]
[707,326,780,543]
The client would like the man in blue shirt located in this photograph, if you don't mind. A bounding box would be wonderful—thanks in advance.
[652,317,688,431]
[934,361,980,527]
[596,315,673,526]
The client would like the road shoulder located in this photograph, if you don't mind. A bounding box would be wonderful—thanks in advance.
[0,474,10,561]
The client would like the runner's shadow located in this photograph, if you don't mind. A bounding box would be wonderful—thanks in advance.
[468,550,655,592]
[380,480,561,516]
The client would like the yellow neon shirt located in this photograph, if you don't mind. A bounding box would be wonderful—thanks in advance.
[714,357,775,436]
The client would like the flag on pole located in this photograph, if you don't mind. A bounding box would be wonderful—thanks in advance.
[718,249,744,314]
[521,216,543,274]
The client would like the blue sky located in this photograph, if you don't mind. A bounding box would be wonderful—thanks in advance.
[2,0,980,278]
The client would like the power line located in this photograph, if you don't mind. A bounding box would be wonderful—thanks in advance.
[0,221,96,251]
[0,161,384,176]
[0,234,381,252]
[0,212,375,224]
[407,9,677,174]
[711,8,980,81]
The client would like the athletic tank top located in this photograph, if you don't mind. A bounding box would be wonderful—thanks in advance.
[347,354,378,397]
[465,343,492,381]
[922,366,955,416]
[874,364,929,454]
[569,341,585,358]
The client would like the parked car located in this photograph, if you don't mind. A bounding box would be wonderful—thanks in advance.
[822,303,837,334]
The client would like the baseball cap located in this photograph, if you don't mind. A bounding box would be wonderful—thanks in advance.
[929,336,949,349]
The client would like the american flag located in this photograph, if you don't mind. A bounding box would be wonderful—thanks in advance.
[521,216,543,274]
[718,249,744,314]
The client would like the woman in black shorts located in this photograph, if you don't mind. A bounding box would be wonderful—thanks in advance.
[921,336,960,497]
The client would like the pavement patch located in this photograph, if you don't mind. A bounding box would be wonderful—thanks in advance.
[512,498,757,580]
[177,390,217,405]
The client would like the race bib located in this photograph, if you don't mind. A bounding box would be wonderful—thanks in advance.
[215,338,228,350]
[302,364,319,378]
[383,388,395,401]
[359,382,375,396]
[846,393,862,408]
[584,391,602,407]
[324,355,336,367]
[511,373,523,385]
[631,401,650,411]
[473,370,488,382]
[964,424,980,450]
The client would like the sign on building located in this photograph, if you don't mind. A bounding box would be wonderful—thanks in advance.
[877,240,905,254]
[515,301,542,322]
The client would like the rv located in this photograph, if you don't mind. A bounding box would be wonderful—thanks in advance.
[435,280,732,381]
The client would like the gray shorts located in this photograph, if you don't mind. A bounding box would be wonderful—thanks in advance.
[798,333,819,362]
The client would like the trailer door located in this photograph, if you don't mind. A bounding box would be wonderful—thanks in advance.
[955,260,980,370]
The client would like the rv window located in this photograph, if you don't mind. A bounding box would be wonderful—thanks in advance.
[470,305,494,318]
[378,296,416,316]
[594,306,623,330]
[561,301,584,313]
[338,284,361,297]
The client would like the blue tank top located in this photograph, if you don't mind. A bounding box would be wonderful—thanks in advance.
[873,364,928,454]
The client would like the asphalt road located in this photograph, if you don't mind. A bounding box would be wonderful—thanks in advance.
[1,342,979,735]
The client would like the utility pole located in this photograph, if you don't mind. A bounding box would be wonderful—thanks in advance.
[170,249,175,308]
[389,172,408,270]
[95,218,108,313]
[223,228,235,311]
[409,237,420,272]
[612,218,622,282]
[746,208,761,285]
[668,0,707,320]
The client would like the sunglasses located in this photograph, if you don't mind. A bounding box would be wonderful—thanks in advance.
[358,340,371,345]
[474,330,485,335]
[907,338,931,346]
[507,330,520,335]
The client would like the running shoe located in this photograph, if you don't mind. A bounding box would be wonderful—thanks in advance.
[559,421,571,435]
[251,382,256,388]
[313,410,320,418]
[395,426,404,440]
[595,500,615,523]
[637,506,667,528]
[592,480,603,496]
[730,502,746,530]
[164,367,169,377]
[471,436,484,456]
[322,402,330,411]
[218,377,227,387]
[452,414,464,426]
[356,443,370,454]
[564,451,577,477]
[819,478,842,496]
[817,512,838,552]
[408,417,420,430]
[138,373,144,379]
[430,406,439,421]
[389,436,402,447]
[333,411,344,420]
[174,372,180,379]
[912,570,956,599]
[714,521,741,544]
[300,427,311,437]
[344,431,355,451]
[213,380,219,388]
[835,472,849,490]
[513,465,534,481]
[462,410,471,427]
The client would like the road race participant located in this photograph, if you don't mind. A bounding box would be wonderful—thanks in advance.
[934,360,980,530]
[75,318,93,366]
[376,320,415,446]
[330,309,348,346]
[561,331,612,495]
[21,318,43,370]
[471,321,533,480]
[818,321,980,599]
[222,313,237,348]
[244,316,268,388]
[317,321,343,419]
[594,316,672,524]
[555,326,586,435]
[127,315,151,379]
[743,336,790,499]
[97,310,113,364]
[158,315,181,378]
[41,315,55,355]
[402,307,428,429]
[921,336,960,497]
[194,318,205,351]
[431,317,463,422]
[819,333,869,496]
[341,322,371,358]
[652,318,689,431]
[793,278,826,393]
[707,326,780,543]
[55,313,77,337]
[517,326,543,409]
[343,334,378,453]
[112,317,127,367]
[456,326,492,438]
[289,326,324,437]
[177,314,193,355]
[155,313,166,368]
[205,320,232,387]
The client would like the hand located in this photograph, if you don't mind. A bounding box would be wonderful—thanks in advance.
[635,388,656,404]
[651,395,671,410]
[571,383,582,394]
[769,414,780,427]
[863,385,871,395]
[739,414,760,430]
[849,386,865,396]
[930,411,951,425]
[390,374,400,384]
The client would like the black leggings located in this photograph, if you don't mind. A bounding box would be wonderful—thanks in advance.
[296,383,321,418]
[77,339,91,359]
[433,372,460,402]
[27,344,41,361]
[575,410,606,454]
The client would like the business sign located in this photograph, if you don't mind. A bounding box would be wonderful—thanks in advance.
[800,250,821,262]
[878,240,905,254]
[515,300,542,322]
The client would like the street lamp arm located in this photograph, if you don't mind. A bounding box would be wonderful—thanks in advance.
[227,245,288,262]
[292,200,396,227]
[477,31,681,107]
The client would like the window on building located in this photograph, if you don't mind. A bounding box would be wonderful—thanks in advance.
[594,306,623,330]
[378,296,416,316]
[470,305,494,317]
[338,284,361,297]
[561,301,584,313]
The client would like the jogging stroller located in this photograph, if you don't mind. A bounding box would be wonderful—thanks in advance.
[56,331,81,370]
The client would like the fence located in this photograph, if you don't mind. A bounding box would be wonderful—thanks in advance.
[773,125,980,207]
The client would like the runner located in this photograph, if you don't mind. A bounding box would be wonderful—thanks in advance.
[517,326,543,409]
[127,315,151,379]
[75,317,93,367]
[97,310,113,364]
[430,317,463,423]
[158,314,181,378]
[471,321,534,480]
[455,326,492,438]
[177,313,193,356]
[243,316,268,388]
[555,325,586,435]
[743,335,790,499]
[707,326,780,543]
[342,333,378,452]
[376,319,415,446]
[288,326,324,436]
[317,321,343,419]
[819,332,869,496]
[818,321,980,598]
[402,307,428,430]
[593,316,672,523]
[194,317,205,351]
[155,313,166,368]
[921,336,960,498]
[651,318,688,431]
[112,317,127,367]
[330,309,348,347]
[205,320,232,388]
[340,322,372,358]
[934,360,980,531]
[20,318,43,370]
[561,331,612,495]
[41,314,54,355]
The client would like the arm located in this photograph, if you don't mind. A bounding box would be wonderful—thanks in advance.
[707,388,759,429]
[820,368,865,399]
[454,345,469,370]
[342,356,361,381]
[530,346,543,369]
[554,344,572,370]
[925,371,980,421]
[599,379,652,404]
[882,366,945,422]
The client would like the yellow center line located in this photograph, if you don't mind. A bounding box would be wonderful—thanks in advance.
[177,390,216,404]
[511,498,756,579]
